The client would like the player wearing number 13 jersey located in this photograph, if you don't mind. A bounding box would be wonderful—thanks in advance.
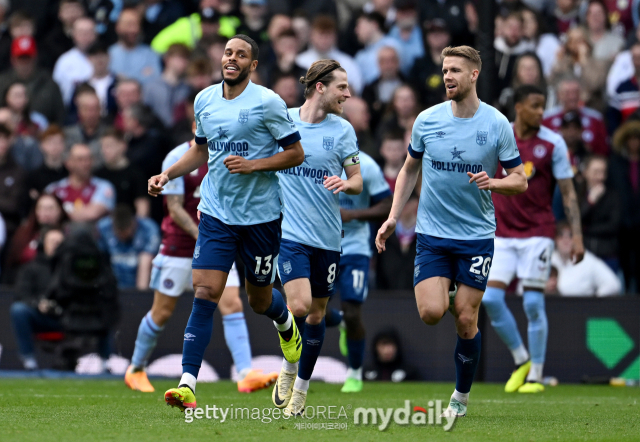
[274,60,362,417]
[376,46,528,418]
[147,35,305,412]
[126,140,278,395]
[483,85,584,395]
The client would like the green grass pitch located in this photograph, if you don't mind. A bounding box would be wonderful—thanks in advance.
[2,379,639,441]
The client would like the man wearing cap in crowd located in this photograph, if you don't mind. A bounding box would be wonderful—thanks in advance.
[408,18,451,109]
[0,36,65,125]
[543,77,609,156]
[235,0,270,49]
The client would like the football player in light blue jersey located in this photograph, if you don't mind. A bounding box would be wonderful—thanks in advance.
[274,60,362,417]
[334,151,392,393]
[376,46,528,418]
[148,35,306,412]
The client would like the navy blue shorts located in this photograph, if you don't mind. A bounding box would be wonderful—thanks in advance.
[278,239,341,298]
[192,212,281,287]
[414,234,494,291]
[337,254,370,304]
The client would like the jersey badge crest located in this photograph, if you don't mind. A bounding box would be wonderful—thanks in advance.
[283,261,292,274]
[476,131,488,145]
[238,109,249,124]
[533,144,547,158]
[163,279,174,289]
[323,136,335,151]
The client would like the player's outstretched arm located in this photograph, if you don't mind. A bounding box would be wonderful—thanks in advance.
[223,140,304,174]
[323,163,363,195]
[469,164,528,195]
[558,178,585,263]
[376,155,422,253]
[149,141,208,197]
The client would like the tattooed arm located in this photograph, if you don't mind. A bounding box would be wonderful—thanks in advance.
[166,194,199,240]
[558,178,585,263]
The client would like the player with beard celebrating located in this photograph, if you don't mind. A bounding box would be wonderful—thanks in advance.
[273,60,362,416]
[483,85,583,394]
[376,46,528,417]
[148,35,305,411]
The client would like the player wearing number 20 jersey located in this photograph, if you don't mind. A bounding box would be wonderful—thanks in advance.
[376,46,527,418]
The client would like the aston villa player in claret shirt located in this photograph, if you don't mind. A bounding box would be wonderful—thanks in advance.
[483,85,584,394]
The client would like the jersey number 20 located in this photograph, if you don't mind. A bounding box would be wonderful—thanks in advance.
[469,256,492,277]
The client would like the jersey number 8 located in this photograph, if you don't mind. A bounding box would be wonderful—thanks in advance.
[469,256,492,277]
[327,263,337,283]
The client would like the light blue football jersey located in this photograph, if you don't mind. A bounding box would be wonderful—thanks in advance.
[409,101,521,240]
[194,81,301,225]
[340,152,392,257]
[278,108,360,252]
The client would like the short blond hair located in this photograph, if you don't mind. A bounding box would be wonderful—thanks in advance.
[441,46,482,73]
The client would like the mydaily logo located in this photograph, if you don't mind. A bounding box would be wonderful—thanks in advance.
[353,400,456,431]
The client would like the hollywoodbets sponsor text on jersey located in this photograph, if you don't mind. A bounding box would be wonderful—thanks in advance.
[279,165,331,185]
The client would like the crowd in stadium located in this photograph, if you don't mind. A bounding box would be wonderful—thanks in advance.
[0,0,637,296]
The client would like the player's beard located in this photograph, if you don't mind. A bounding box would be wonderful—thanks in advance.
[222,65,251,86]
[321,94,343,115]
[450,81,471,102]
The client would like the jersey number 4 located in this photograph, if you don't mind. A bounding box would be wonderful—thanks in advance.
[469,256,492,277]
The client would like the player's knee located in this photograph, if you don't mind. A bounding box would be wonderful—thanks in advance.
[288,301,310,318]
[455,311,477,331]
[247,295,270,314]
[306,310,324,325]
[151,305,173,327]
[418,305,444,325]
[523,295,545,322]
[481,292,504,315]
[219,294,243,315]
[194,286,220,303]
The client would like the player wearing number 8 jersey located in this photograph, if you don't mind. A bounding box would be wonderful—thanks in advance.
[376,46,528,418]
[273,59,362,417]
[147,35,305,412]
[483,85,584,394]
